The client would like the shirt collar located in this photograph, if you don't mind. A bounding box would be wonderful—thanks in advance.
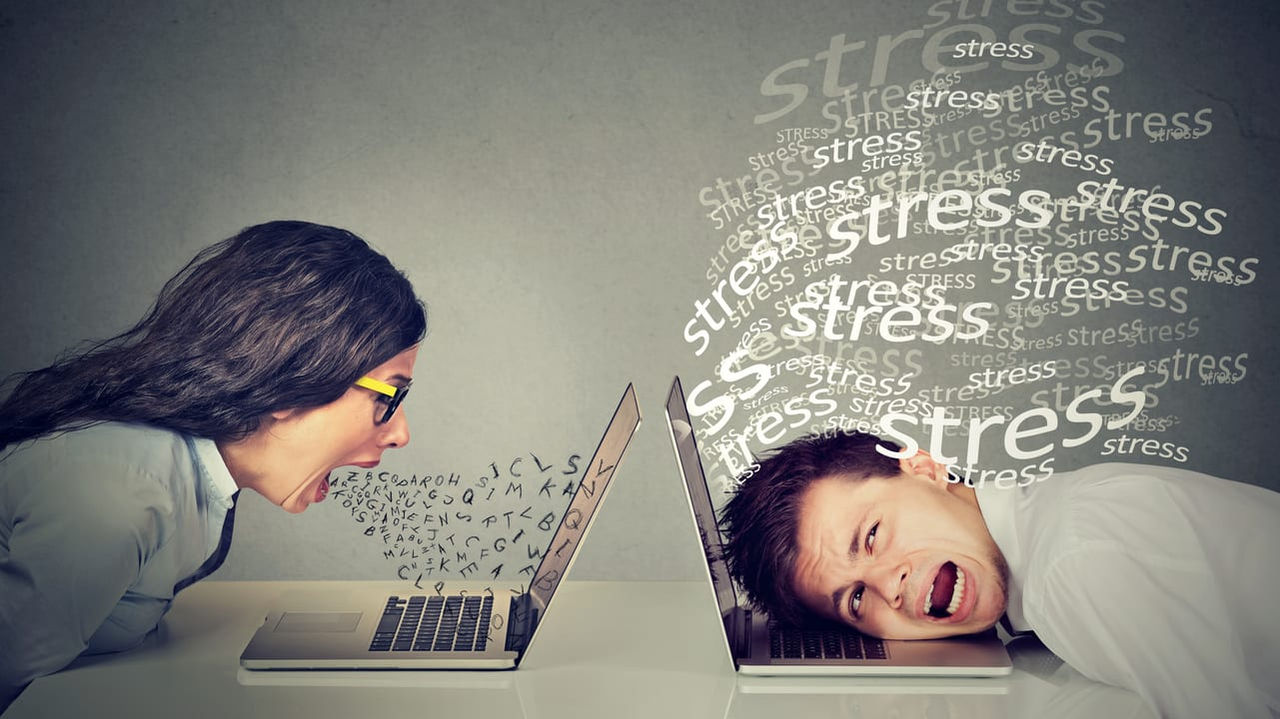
[974,483,1033,633]
[188,436,240,508]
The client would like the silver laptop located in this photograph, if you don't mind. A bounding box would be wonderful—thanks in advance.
[241,383,640,670]
[665,377,1010,677]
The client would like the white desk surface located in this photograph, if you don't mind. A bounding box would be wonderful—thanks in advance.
[7,580,1154,719]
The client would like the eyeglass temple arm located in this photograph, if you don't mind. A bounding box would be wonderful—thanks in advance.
[354,376,398,397]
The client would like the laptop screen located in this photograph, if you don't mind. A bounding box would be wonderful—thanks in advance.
[528,384,641,614]
[666,377,740,619]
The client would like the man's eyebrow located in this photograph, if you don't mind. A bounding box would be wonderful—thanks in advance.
[384,373,412,384]
[850,511,866,560]
[829,512,868,620]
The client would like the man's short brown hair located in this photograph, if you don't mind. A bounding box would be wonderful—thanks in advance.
[718,430,901,625]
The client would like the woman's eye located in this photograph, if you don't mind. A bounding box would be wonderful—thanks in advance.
[865,522,879,554]
[850,586,864,617]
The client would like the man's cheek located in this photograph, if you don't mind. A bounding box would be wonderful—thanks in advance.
[860,612,893,639]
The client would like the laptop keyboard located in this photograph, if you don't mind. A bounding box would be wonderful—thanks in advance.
[768,620,887,660]
[368,594,494,652]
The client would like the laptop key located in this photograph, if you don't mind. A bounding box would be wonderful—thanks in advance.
[394,607,422,649]
[864,637,887,659]
[801,630,822,658]
[375,608,402,635]
[842,633,863,659]
[369,601,405,651]
[433,597,463,651]
[413,600,444,651]
[474,595,494,651]
[782,629,802,659]
[821,632,843,658]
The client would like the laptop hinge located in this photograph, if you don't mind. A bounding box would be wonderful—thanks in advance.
[504,593,539,655]
[725,608,749,658]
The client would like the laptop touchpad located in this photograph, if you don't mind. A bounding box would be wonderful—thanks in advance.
[275,612,362,632]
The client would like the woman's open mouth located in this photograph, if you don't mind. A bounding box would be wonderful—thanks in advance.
[314,476,330,503]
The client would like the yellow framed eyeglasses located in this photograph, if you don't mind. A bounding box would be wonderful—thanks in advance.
[353,376,411,424]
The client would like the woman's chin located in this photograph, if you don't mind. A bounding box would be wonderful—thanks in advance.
[273,475,331,513]
[277,489,313,514]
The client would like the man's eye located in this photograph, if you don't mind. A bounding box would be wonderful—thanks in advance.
[865,522,879,554]
[850,585,864,617]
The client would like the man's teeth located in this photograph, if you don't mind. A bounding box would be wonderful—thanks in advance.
[926,567,966,617]
[947,567,965,616]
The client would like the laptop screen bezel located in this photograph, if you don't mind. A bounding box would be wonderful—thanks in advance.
[666,377,744,662]
[517,383,641,655]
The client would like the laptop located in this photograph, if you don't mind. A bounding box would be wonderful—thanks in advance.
[240,383,640,670]
[664,377,1011,676]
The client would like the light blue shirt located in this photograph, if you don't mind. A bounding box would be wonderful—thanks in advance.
[0,422,238,703]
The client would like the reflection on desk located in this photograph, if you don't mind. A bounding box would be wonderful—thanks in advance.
[7,581,1153,719]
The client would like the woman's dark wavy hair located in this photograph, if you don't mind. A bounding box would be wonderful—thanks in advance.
[718,430,901,626]
[0,220,426,451]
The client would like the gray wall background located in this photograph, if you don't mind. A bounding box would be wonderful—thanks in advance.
[1,0,1275,582]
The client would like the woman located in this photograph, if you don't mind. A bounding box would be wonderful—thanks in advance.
[0,220,426,707]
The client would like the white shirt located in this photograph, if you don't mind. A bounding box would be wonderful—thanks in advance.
[0,422,239,708]
[976,462,1280,719]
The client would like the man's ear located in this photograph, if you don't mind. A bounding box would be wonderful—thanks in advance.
[899,450,949,485]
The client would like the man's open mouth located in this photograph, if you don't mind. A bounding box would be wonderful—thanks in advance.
[925,561,966,619]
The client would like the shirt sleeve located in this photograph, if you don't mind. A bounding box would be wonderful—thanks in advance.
[0,470,163,706]
[1027,542,1272,719]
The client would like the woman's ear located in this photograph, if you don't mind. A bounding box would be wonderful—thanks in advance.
[268,407,300,422]
[899,450,950,486]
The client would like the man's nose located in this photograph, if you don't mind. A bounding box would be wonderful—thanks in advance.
[867,558,910,610]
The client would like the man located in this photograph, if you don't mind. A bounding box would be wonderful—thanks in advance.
[720,431,1279,719]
